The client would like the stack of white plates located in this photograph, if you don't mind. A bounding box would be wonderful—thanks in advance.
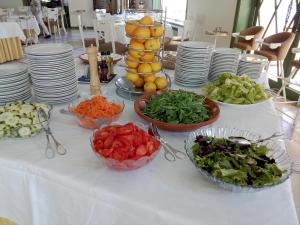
[26,43,78,104]
[0,63,31,105]
[208,48,241,81]
[175,41,214,87]
[237,54,268,79]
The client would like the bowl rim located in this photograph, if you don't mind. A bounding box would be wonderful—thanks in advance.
[134,90,220,131]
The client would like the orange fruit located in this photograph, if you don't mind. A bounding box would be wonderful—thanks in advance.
[137,63,152,74]
[126,55,139,68]
[151,61,161,72]
[139,15,154,25]
[127,68,137,73]
[140,52,155,62]
[150,22,164,37]
[128,40,145,58]
[133,77,145,88]
[144,82,157,93]
[144,39,160,50]
[143,74,156,82]
[125,20,139,36]
[126,73,140,82]
[155,77,168,90]
[134,27,151,39]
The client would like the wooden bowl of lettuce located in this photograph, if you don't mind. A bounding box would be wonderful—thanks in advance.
[134,90,220,132]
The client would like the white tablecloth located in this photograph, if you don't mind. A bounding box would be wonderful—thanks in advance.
[0,66,298,225]
[0,22,26,41]
[7,16,41,36]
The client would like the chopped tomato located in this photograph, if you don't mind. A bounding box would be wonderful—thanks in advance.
[92,123,161,161]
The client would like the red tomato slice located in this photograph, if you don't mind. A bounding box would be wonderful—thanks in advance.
[101,148,114,157]
[94,139,104,151]
[111,140,123,149]
[136,144,147,156]
[103,136,114,149]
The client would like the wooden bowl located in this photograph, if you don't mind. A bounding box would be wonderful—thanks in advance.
[134,92,220,132]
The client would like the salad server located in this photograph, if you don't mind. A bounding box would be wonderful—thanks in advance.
[228,132,284,146]
[38,108,67,159]
[149,123,186,161]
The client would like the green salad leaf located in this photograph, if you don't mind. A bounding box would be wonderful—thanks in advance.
[203,73,270,104]
[143,90,209,124]
[192,135,283,187]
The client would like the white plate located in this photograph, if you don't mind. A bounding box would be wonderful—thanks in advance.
[0,63,28,76]
[25,43,73,55]
[180,41,214,49]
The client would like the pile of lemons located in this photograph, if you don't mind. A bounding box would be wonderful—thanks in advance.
[125,15,168,93]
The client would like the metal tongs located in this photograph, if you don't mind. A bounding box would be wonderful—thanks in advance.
[228,132,285,146]
[37,107,67,159]
[149,123,186,161]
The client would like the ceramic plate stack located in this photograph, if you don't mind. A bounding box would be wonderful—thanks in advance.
[25,43,78,104]
[208,48,241,81]
[0,63,31,105]
[237,54,268,79]
[175,41,214,87]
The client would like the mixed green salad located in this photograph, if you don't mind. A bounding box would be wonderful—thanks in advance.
[143,90,210,124]
[0,101,50,138]
[204,73,270,104]
[192,135,283,187]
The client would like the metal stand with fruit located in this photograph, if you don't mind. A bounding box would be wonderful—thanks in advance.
[115,9,171,100]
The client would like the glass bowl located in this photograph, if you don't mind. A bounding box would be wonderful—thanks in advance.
[90,122,161,170]
[185,127,293,192]
[68,96,124,129]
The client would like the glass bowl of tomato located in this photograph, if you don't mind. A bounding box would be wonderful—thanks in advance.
[68,95,125,129]
[90,122,161,170]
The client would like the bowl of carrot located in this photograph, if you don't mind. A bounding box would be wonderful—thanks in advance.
[68,95,124,129]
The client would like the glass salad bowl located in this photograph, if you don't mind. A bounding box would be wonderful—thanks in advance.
[185,127,293,192]
[90,122,161,170]
[67,95,124,129]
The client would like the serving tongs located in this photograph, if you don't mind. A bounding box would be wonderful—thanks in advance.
[228,132,285,146]
[149,123,186,161]
[37,107,67,159]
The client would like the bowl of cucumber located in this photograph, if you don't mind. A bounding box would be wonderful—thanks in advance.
[0,101,51,139]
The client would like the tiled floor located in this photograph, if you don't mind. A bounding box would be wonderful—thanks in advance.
[35,29,300,223]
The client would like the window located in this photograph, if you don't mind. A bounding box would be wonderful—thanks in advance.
[153,0,187,24]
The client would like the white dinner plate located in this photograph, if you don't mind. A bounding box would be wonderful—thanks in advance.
[25,43,73,56]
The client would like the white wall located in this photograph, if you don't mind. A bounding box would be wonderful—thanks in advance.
[0,0,23,8]
[185,0,237,47]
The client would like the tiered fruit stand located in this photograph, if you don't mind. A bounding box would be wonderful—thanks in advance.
[115,9,171,100]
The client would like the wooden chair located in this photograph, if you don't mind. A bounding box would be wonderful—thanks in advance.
[277,48,300,105]
[232,26,264,52]
[255,32,295,100]
[46,7,60,36]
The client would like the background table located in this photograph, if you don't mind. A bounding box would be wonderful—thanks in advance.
[0,22,26,41]
[0,65,298,225]
[7,16,40,36]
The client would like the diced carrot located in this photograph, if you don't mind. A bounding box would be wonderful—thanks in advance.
[72,96,122,119]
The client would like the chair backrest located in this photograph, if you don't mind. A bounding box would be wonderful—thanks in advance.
[95,12,111,21]
[262,32,295,60]
[238,26,264,45]
[92,19,116,53]
[181,19,196,41]
[47,7,59,21]
[78,14,86,51]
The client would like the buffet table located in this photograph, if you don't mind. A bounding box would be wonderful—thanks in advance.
[0,66,298,225]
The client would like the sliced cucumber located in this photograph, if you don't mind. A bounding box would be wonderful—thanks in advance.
[5,116,19,127]
[0,112,14,122]
[18,127,31,137]
[19,118,32,126]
